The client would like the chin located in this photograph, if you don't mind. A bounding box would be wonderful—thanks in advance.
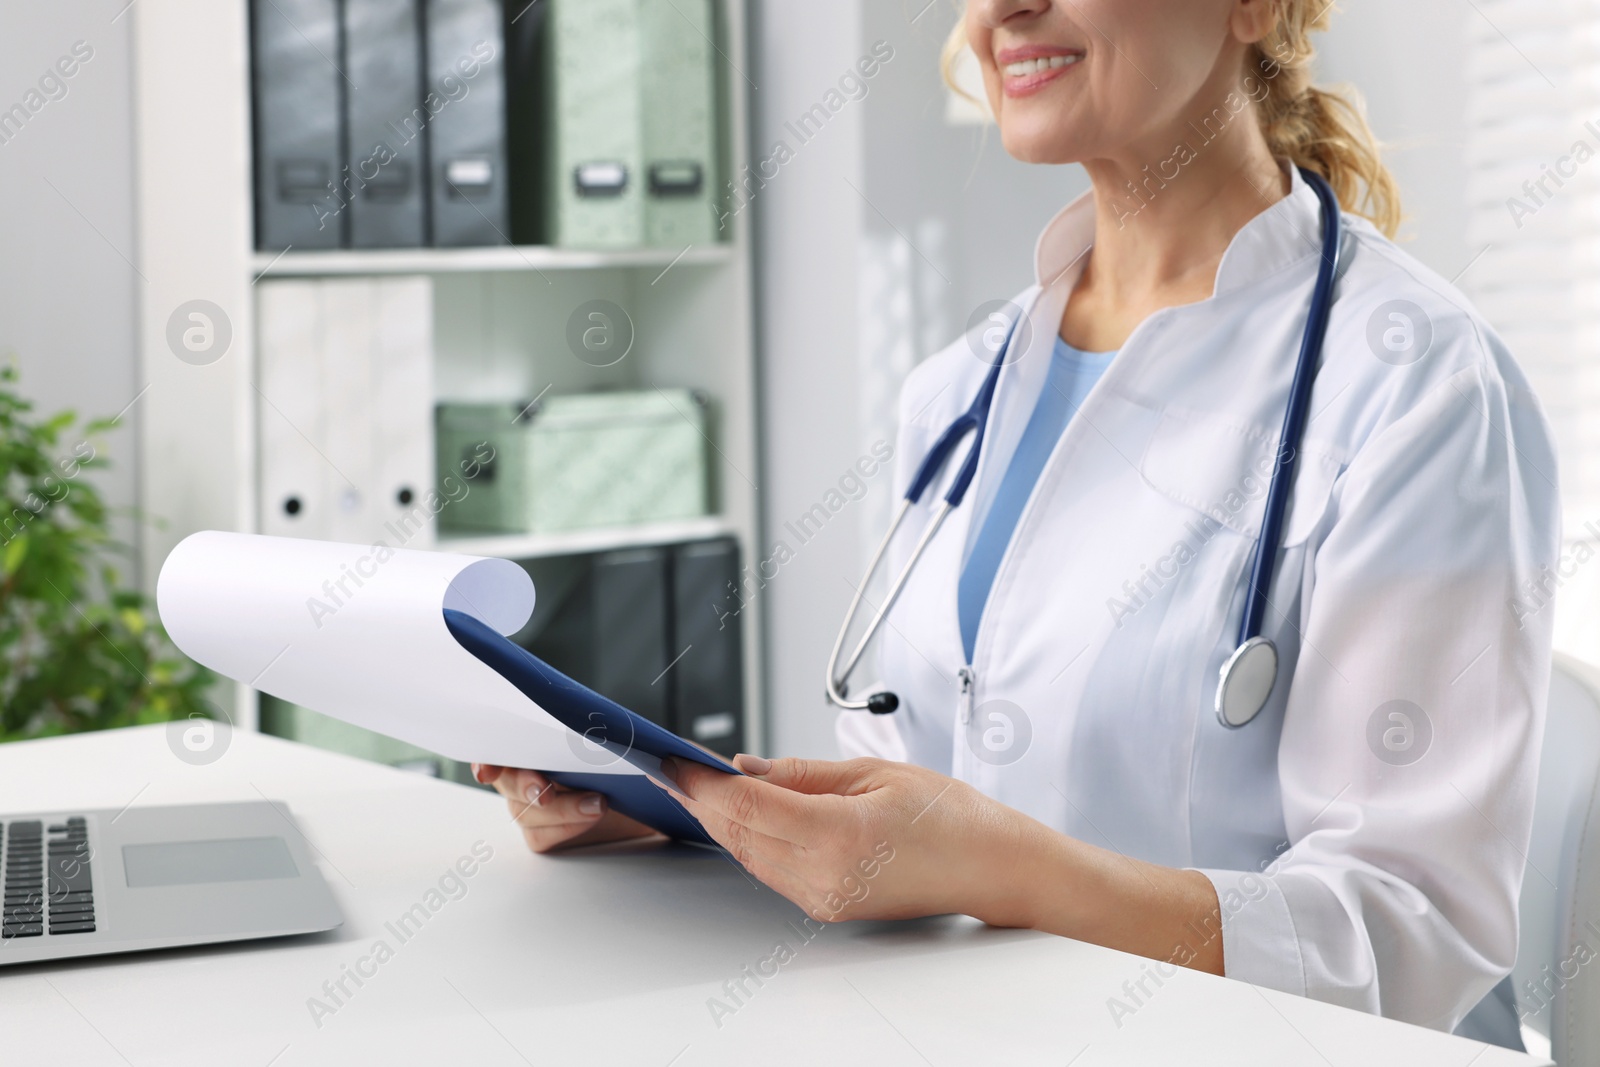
[998,124,1083,166]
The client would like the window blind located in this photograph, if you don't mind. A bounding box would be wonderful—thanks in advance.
[1463,0,1600,542]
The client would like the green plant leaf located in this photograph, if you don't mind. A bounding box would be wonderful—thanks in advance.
[2,535,26,577]
[0,369,213,742]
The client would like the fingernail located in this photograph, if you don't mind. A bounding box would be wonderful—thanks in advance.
[525,779,544,806]
[578,795,604,816]
[735,753,773,775]
[660,757,680,783]
[471,763,485,783]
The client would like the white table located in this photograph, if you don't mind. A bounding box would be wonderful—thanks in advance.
[0,726,1547,1066]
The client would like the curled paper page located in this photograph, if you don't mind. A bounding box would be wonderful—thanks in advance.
[157,531,641,775]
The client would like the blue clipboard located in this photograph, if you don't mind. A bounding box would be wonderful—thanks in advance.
[442,608,741,843]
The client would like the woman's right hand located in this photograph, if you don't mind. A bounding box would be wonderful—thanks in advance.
[474,763,659,853]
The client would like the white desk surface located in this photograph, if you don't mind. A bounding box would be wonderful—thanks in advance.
[0,726,1546,1066]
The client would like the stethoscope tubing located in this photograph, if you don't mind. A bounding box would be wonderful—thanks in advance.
[1237,169,1343,646]
[824,308,1026,710]
[826,497,928,710]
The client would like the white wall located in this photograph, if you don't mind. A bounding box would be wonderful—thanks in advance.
[0,2,141,562]
[751,1,1476,759]
[1317,0,1472,278]
[746,0,866,758]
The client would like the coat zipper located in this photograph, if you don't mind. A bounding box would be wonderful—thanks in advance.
[965,310,1173,673]
[958,666,976,725]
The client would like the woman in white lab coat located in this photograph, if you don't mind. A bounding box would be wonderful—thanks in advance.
[479,0,1559,1041]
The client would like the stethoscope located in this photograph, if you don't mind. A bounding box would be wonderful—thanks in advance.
[826,166,1343,730]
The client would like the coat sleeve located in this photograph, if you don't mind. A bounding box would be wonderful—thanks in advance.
[1197,357,1561,1030]
[836,707,910,761]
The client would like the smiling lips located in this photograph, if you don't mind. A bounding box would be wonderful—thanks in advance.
[997,48,1084,97]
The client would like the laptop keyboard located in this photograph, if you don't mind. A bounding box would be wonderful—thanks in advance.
[2,818,96,938]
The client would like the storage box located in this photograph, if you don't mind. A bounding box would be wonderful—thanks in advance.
[436,389,710,534]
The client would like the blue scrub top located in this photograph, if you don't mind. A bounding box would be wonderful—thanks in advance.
[957,336,1117,663]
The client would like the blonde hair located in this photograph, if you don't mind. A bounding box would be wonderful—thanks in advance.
[942,1,1402,238]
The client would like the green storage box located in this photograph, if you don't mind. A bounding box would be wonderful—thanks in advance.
[437,389,710,535]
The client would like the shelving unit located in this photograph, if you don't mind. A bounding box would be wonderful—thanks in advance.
[436,515,737,562]
[131,0,763,753]
[251,243,735,278]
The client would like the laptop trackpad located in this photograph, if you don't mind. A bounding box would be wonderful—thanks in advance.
[122,837,298,887]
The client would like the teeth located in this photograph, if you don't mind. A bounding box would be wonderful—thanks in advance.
[1004,54,1080,77]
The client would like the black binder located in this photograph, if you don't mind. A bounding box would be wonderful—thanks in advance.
[592,548,673,728]
[502,0,550,244]
[669,539,745,757]
[520,540,746,754]
[524,548,672,729]
[425,0,510,246]
[251,0,344,250]
[343,0,427,247]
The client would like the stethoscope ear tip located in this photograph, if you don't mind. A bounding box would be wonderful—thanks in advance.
[867,691,900,715]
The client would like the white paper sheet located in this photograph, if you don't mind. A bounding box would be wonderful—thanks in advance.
[157,531,640,774]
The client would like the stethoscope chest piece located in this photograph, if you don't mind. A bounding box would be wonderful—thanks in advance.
[1215,636,1278,728]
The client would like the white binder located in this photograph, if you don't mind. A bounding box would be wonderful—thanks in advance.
[371,279,435,545]
[321,280,376,545]
[258,280,332,540]
[256,277,434,547]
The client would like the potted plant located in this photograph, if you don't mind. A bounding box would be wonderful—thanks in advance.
[0,364,213,740]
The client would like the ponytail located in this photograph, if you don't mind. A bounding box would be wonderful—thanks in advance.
[940,1,1403,238]
[1252,1,1401,237]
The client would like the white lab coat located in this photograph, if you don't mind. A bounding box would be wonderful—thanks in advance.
[838,165,1560,1032]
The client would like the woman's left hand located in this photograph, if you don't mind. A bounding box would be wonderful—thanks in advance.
[660,754,1039,926]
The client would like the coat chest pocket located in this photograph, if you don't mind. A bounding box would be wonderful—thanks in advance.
[1138,406,1343,550]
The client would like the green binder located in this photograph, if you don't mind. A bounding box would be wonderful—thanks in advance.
[640,0,719,248]
[545,0,644,248]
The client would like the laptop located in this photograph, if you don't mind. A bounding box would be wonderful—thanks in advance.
[0,800,342,966]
